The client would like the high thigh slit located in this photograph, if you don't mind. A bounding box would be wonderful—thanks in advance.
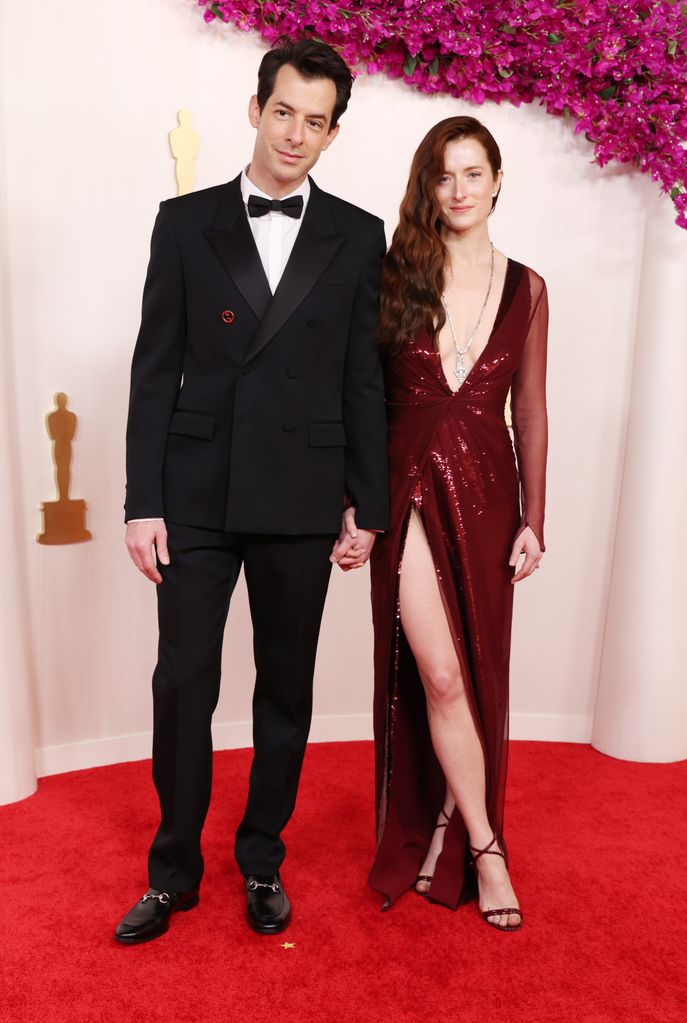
[398,506,490,892]
[369,260,549,910]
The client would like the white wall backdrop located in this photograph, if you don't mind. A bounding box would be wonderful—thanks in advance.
[1,0,684,799]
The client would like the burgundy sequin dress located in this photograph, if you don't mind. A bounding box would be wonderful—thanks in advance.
[369,259,548,910]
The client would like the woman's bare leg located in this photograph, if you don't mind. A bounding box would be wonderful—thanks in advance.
[399,508,519,927]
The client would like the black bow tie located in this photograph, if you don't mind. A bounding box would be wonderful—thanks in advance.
[247,194,304,219]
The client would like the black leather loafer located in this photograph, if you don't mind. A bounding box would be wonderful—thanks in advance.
[114,886,199,944]
[244,874,291,935]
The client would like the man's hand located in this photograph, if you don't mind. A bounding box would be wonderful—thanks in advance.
[330,507,376,572]
[125,519,169,584]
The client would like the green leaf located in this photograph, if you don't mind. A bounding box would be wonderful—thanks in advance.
[670,185,684,199]
[636,8,650,19]
[599,84,617,99]
[500,22,516,35]
[429,57,439,76]
[498,67,513,78]
[403,54,419,76]
[667,39,678,56]
[547,33,563,44]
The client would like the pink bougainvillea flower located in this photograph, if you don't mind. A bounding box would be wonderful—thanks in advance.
[197,0,687,227]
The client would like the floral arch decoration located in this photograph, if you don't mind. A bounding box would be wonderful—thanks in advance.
[198,0,687,228]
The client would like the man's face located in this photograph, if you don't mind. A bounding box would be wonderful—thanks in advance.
[248,64,340,196]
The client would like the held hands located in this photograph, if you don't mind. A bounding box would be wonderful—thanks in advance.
[330,506,377,572]
[125,519,169,584]
[508,525,543,583]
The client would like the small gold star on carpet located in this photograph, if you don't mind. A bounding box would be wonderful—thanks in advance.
[280,941,296,950]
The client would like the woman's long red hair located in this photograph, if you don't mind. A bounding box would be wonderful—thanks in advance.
[378,117,502,352]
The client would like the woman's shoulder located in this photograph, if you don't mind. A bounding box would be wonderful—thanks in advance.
[505,256,547,299]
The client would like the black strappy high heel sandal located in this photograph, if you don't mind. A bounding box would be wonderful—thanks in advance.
[415,807,451,896]
[469,833,523,932]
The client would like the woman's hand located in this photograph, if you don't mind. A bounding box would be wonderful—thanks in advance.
[508,526,543,583]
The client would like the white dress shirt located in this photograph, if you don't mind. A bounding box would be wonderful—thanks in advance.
[241,169,310,293]
[128,171,310,524]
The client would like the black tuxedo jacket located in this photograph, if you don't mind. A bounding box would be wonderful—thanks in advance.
[125,174,389,534]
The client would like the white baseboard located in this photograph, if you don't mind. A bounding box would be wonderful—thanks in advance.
[510,712,592,743]
[212,713,375,750]
[34,711,591,778]
[34,714,375,778]
[35,729,155,778]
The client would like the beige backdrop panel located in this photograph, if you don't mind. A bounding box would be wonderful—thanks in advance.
[592,196,687,762]
[0,0,669,784]
[0,140,37,804]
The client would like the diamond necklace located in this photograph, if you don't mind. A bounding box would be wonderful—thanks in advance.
[441,243,495,385]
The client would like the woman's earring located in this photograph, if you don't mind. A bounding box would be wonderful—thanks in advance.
[492,191,498,198]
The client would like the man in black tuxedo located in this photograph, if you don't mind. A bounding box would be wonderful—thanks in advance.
[115,38,388,944]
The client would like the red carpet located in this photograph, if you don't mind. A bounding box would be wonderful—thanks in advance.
[1,741,684,1023]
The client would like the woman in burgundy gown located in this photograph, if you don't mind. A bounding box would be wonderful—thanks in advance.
[368,117,548,930]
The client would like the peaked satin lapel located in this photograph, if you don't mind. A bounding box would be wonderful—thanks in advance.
[203,176,272,322]
[243,181,344,364]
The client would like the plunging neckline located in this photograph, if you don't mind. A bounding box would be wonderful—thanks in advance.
[436,257,512,395]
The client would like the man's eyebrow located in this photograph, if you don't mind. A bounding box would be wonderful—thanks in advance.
[273,99,327,121]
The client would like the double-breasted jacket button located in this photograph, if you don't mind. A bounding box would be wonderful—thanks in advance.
[221,310,235,324]
[286,367,299,379]
[282,422,296,433]
[241,365,253,376]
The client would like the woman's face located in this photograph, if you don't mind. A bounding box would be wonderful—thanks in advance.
[434,137,502,235]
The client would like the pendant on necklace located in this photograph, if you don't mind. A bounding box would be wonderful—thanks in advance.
[454,356,467,384]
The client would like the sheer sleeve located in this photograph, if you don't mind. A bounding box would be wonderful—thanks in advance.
[510,275,548,551]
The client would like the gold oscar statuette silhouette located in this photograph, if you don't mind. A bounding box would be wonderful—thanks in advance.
[169,109,200,197]
[37,393,92,545]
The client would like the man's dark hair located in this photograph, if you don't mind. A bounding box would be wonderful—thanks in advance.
[256,37,353,130]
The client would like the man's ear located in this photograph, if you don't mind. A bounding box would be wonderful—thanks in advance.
[322,122,340,152]
[248,94,261,129]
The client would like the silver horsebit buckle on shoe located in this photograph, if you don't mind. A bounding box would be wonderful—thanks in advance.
[247,880,280,893]
[142,891,171,905]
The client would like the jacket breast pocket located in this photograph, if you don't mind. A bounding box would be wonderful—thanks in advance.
[168,409,215,440]
[309,422,346,447]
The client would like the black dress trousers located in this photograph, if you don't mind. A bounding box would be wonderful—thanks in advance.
[147,522,335,893]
